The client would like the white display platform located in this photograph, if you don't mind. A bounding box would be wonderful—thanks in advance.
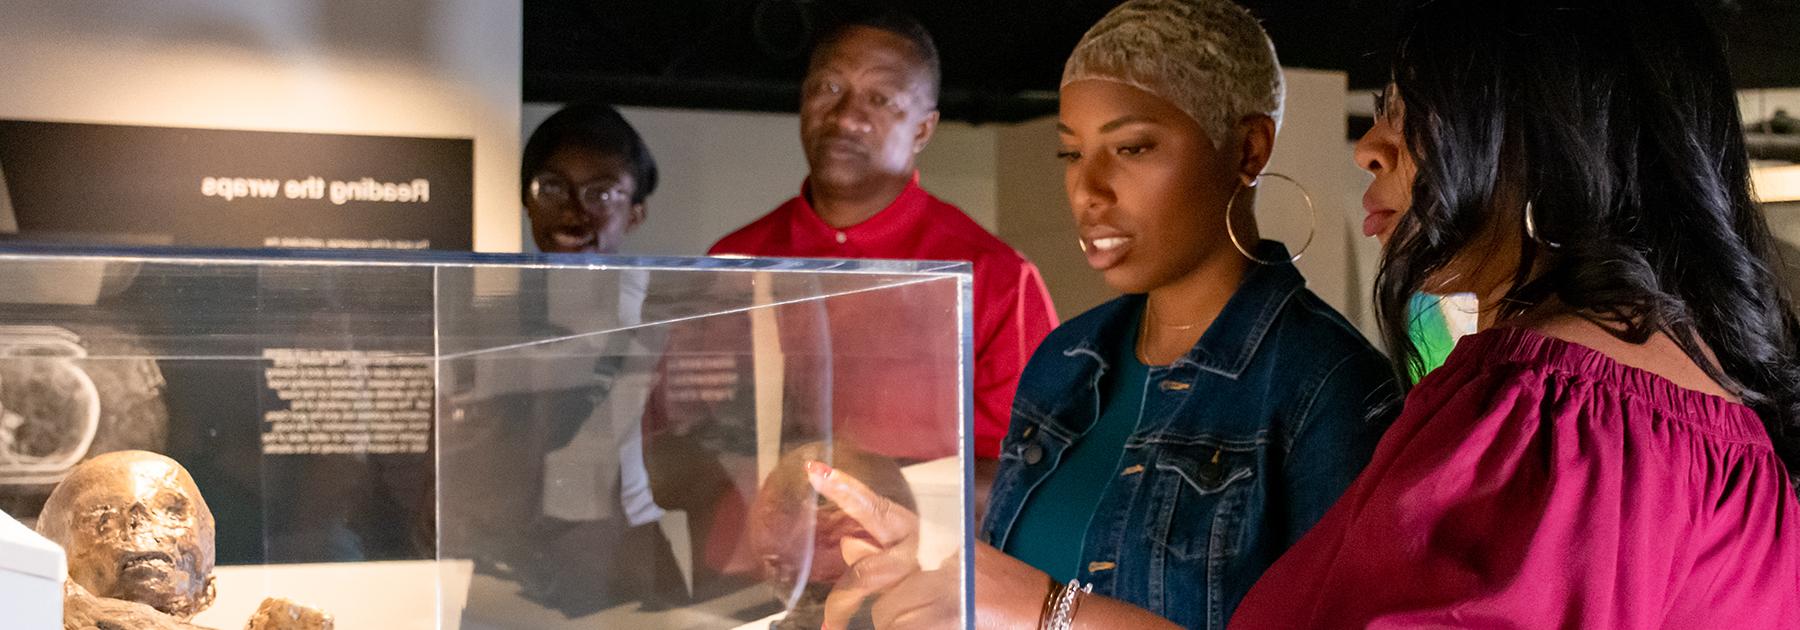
[179,456,960,630]
[0,508,63,630]
[903,456,965,573]
[194,559,472,630]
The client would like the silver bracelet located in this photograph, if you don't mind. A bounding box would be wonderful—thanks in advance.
[1043,579,1093,630]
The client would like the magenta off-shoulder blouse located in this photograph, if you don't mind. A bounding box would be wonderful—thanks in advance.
[1231,327,1800,629]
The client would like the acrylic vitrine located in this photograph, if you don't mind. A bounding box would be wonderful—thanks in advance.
[0,246,973,629]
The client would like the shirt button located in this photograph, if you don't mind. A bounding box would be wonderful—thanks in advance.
[835,231,848,244]
[1023,444,1044,465]
[1198,457,1224,485]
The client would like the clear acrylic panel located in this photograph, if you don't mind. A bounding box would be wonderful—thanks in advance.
[0,247,972,630]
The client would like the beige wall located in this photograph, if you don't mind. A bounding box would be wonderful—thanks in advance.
[1741,88,1800,128]
[993,115,1114,319]
[1264,69,1363,326]
[918,119,1001,232]
[0,1,524,252]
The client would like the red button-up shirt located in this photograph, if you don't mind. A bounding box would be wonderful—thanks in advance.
[706,176,1057,459]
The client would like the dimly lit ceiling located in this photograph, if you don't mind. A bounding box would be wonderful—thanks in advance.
[526,0,1800,124]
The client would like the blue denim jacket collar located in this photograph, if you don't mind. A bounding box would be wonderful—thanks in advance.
[987,240,1395,629]
[1055,240,1305,381]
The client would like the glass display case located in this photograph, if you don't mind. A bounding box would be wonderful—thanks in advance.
[0,246,973,629]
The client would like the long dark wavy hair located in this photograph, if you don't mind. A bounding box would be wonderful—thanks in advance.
[1374,0,1800,468]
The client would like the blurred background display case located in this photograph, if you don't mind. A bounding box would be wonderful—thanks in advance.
[0,246,973,629]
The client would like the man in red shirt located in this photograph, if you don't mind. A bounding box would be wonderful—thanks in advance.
[708,11,1057,470]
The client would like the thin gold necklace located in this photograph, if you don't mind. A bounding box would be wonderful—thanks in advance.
[1134,337,1160,366]
[1146,303,1205,330]
[1137,302,1206,365]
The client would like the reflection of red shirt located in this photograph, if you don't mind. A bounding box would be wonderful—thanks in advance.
[708,175,1057,459]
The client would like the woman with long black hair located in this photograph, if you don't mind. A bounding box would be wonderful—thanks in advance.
[1232,0,1800,626]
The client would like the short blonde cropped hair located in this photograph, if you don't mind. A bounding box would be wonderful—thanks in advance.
[1063,0,1285,149]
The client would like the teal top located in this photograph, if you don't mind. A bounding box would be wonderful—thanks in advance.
[1004,314,1151,582]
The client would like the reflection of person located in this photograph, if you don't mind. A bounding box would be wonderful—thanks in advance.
[801,2,1399,628]
[532,295,687,615]
[504,99,684,615]
[1234,1,1800,627]
[704,8,1058,465]
[522,101,658,255]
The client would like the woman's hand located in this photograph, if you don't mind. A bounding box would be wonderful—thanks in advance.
[805,460,921,629]
[806,461,1052,630]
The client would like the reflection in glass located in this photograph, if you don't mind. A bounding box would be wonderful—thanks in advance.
[0,249,969,629]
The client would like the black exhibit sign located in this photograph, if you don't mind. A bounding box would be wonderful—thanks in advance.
[0,120,471,567]
[0,119,472,249]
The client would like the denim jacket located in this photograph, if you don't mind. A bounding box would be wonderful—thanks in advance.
[981,242,1399,630]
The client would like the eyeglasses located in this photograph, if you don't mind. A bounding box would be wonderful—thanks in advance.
[529,174,631,209]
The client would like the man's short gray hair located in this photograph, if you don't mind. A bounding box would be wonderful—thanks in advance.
[1063,0,1285,149]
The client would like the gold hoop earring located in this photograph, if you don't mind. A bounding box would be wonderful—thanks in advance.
[1523,201,1561,249]
[1225,172,1317,265]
